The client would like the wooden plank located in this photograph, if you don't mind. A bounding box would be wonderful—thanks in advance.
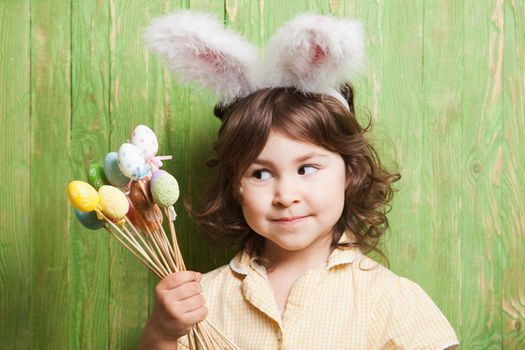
[0,1,30,349]
[179,0,227,273]
[341,0,419,268]
[226,0,332,47]
[108,0,169,348]
[346,0,425,275]
[460,0,504,347]
[154,0,194,277]
[142,0,187,324]
[419,0,463,333]
[70,0,111,349]
[29,0,71,348]
[502,0,525,347]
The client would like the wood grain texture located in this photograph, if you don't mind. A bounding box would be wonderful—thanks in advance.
[503,0,525,348]
[420,0,463,339]
[184,0,226,273]
[0,1,30,348]
[0,1,523,349]
[70,0,111,349]
[108,0,160,347]
[30,0,72,348]
[460,0,505,347]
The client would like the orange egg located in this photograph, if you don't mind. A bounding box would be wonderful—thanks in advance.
[127,200,163,233]
[129,177,153,210]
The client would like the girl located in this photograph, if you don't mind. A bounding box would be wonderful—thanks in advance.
[140,11,460,349]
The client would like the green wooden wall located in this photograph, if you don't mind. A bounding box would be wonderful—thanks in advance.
[1,0,523,348]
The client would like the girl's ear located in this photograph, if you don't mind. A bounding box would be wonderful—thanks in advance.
[144,11,261,106]
[238,186,244,206]
[263,14,365,93]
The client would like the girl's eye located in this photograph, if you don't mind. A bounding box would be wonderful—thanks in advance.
[252,169,272,180]
[298,165,317,175]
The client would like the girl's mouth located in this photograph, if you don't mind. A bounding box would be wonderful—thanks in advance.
[272,215,310,224]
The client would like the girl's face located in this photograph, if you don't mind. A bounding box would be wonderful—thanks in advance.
[239,130,347,260]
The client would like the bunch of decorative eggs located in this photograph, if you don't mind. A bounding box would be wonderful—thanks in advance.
[67,125,180,231]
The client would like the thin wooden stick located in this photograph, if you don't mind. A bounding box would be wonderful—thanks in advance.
[151,228,178,272]
[124,216,166,271]
[104,225,163,279]
[136,213,173,274]
[104,222,163,275]
[147,227,174,273]
[156,216,176,258]
[187,329,195,350]
[192,328,209,350]
[138,179,154,208]
[158,219,184,270]
[165,207,178,257]
[165,207,185,266]
[164,208,186,270]
[196,323,215,348]
[201,320,239,349]
[120,224,156,261]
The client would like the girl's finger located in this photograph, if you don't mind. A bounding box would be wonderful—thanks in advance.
[156,271,199,291]
[168,282,202,301]
[181,306,208,325]
[178,294,206,314]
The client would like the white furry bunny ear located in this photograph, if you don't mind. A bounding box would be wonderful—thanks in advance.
[144,11,260,106]
[263,14,365,93]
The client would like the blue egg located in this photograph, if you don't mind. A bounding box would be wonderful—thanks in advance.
[104,152,130,187]
[74,209,104,230]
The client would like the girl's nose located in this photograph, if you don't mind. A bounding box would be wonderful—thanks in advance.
[272,178,301,207]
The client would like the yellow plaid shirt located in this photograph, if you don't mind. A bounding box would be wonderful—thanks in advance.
[178,233,459,349]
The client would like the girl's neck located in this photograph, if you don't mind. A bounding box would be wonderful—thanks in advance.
[261,236,333,274]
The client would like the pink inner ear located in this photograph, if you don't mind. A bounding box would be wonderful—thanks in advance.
[198,50,224,72]
[308,43,327,66]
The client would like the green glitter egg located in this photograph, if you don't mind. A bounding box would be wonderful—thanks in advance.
[151,170,180,208]
[87,163,109,190]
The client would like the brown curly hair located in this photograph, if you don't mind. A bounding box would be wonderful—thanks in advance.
[186,84,400,264]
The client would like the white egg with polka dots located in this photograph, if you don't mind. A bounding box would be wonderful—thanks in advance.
[131,125,158,161]
[117,143,151,180]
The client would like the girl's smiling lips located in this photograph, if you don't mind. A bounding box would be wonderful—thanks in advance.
[272,215,310,224]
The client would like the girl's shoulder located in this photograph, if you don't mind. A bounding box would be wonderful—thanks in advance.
[354,257,459,349]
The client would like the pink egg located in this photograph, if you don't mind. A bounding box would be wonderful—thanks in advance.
[131,125,158,161]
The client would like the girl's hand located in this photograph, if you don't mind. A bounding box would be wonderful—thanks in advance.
[140,271,208,347]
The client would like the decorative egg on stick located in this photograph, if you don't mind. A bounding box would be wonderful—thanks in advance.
[88,163,109,190]
[131,124,172,171]
[98,185,129,225]
[151,170,180,219]
[74,208,104,230]
[118,143,151,181]
[67,181,100,212]
[104,152,130,188]
[150,170,182,265]
[127,200,160,233]
[129,177,154,210]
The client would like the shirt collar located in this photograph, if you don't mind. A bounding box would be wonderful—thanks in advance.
[229,231,362,276]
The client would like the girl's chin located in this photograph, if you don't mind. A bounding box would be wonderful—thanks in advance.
[266,237,324,253]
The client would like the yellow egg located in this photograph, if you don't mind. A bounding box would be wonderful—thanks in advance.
[67,181,100,212]
[98,185,129,221]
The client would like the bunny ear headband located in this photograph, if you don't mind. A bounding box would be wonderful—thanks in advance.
[144,11,365,112]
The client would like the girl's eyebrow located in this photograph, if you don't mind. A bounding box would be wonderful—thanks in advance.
[252,152,330,166]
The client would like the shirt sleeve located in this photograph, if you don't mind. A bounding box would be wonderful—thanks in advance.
[367,276,459,350]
